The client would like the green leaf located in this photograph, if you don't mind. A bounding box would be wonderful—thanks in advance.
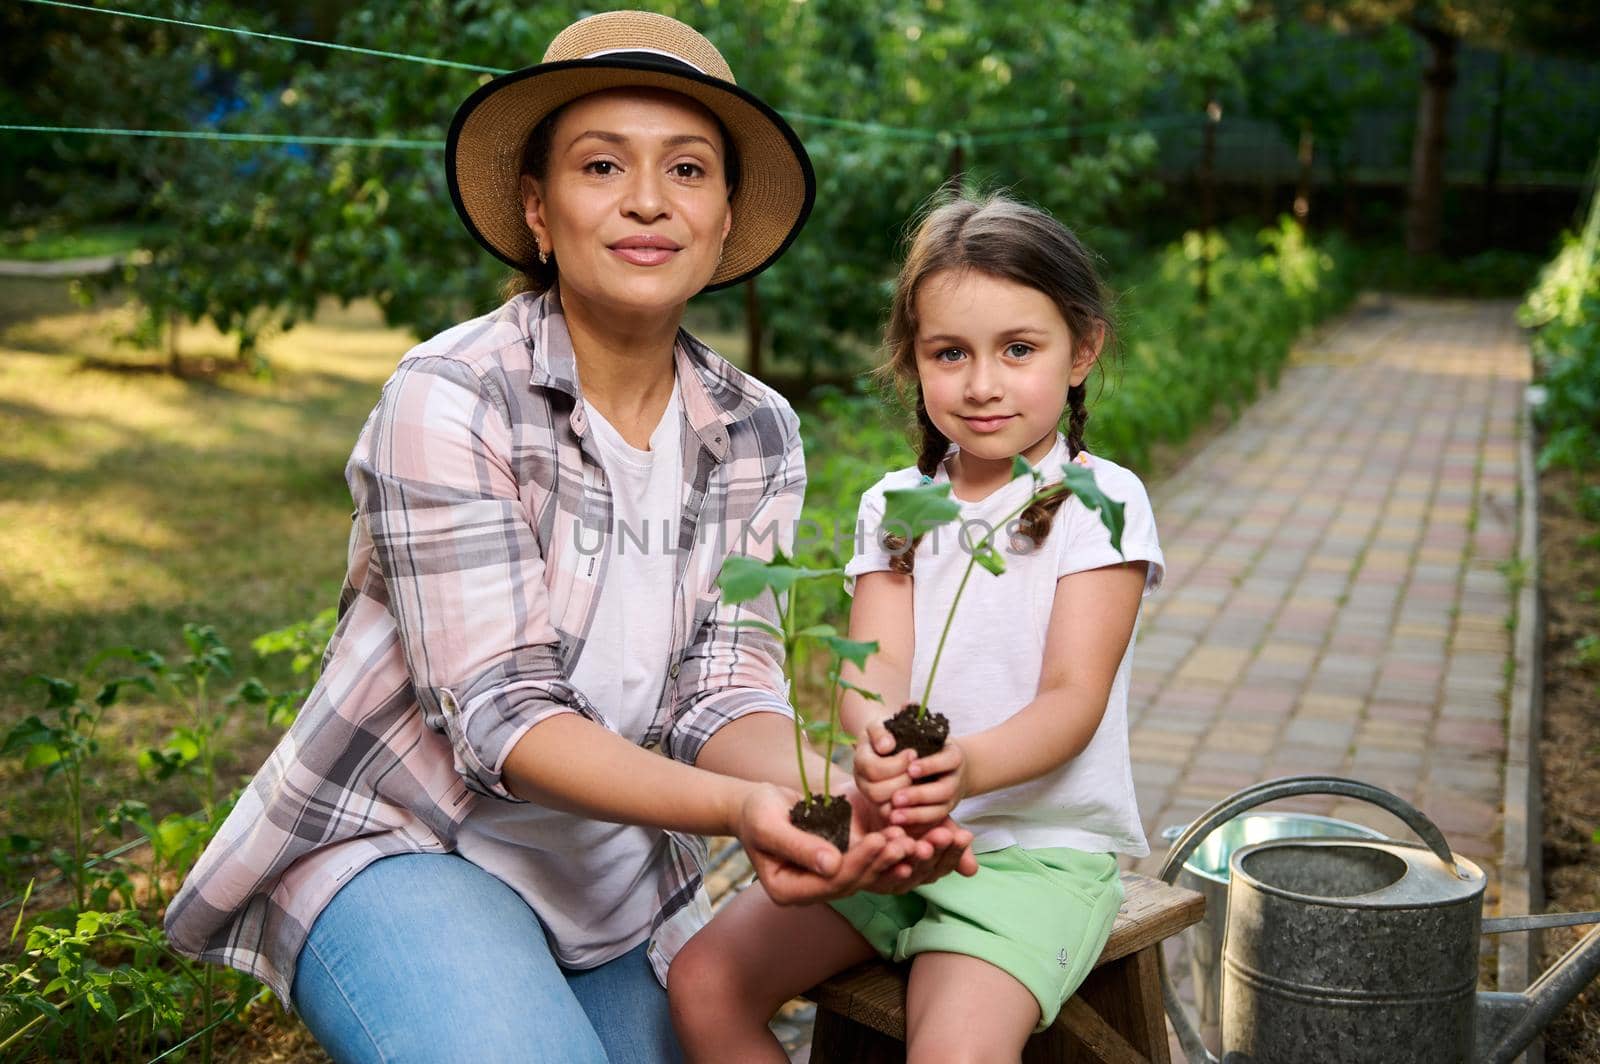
[3,717,54,757]
[1061,463,1126,555]
[972,542,1007,576]
[838,676,884,703]
[93,675,152,707]
[728,618,785,641]
[881,482,962,544]
[716,550,841,605]
[11,879,34,944]
[1011,454,1036,481]
[819,635,877,671]
[230,678,271,705]
[800,720,856,746]
[795,623,839,640]
[23,744,61,771]
[34,676,78,710]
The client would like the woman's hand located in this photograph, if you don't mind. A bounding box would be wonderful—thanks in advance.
[840,782,977,891]
[887,741,970,829]
[733,783,916,905]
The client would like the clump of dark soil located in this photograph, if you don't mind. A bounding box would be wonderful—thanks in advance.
[789,793,851,853]
[1538,466,1600,1063]
[884,702,949,758]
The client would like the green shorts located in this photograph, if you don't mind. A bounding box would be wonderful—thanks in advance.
[829,846,1122,1031]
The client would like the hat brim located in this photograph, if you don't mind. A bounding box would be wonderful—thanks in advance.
[447,55,815,292]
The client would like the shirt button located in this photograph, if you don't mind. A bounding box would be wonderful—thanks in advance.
[669,663,681,678]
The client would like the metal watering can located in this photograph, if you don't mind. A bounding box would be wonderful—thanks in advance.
[1160,776,1600,1064]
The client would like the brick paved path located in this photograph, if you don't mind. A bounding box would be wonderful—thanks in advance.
[781,295,1532,1061]
[1128,295,1529,903]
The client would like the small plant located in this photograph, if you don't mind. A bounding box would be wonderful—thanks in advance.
[876,454,1128,757]
[717,548,881,851]
[250,607,338,728]
[3,667,152,916]
[121,624,266,819]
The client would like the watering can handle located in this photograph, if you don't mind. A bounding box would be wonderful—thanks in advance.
[1158,775,1465,1064]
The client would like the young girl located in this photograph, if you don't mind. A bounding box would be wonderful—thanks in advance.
[668,191,1164,1061]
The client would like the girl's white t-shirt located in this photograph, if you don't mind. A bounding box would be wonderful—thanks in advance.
[455,379,683,969]
[843,433,1164,858]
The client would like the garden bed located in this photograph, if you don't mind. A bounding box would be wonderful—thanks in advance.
[1537,464,1600,1062]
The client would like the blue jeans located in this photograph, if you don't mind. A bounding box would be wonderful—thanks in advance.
[292,852,683,1063]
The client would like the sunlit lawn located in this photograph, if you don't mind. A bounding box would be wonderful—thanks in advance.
[0,276,418,835]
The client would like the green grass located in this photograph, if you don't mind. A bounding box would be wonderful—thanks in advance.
[0,222,170,262]
[0,276,412,834]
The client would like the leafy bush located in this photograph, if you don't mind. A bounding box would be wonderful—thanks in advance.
[0,626,313,1062]
[1087,217,1356,471]
[1520,182,1600,473]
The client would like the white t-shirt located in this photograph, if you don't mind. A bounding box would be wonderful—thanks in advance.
[455,378,683,969]
[843,433,1163,858]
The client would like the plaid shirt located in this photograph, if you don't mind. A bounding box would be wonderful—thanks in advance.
[164,291,802,1002]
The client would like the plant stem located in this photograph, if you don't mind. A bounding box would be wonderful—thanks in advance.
[68,759,85,915]
[822,676,842,796]
[781,589,812,800]
[0,1014,46,1056]
[915,485,1066,717]
[200,963,214,1064]
[196,675,215,814]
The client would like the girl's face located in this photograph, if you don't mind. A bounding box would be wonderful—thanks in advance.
[913,269,1101,468]
[521,88,734,318]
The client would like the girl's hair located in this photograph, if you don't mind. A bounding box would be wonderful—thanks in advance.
[875,190,1115,574]
[499,98,743,302]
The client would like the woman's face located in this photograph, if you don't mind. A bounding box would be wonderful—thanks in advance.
[521,88,734,317]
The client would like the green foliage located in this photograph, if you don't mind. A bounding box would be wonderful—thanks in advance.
[1090,217,1358,470]
[46,0,1269,372]
[880,483,962,545]
[250,606,338,727]
[111,624,265,817]
[718,548,842,606]
[3,668,152,917]
[1353,245,1543,298]
[1520,175,1600,473]
[0,619,327,1063]
[716,547,877,798]
[1239,19,1415,180]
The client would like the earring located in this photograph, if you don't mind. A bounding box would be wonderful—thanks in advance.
[534,237,550,266]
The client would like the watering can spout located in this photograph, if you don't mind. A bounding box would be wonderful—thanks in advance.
[1477,923,1600,1064]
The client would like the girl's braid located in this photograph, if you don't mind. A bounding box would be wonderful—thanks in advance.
[1014,382,1088,552]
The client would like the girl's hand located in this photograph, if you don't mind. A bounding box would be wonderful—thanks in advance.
[853,718,917,808]
[887,741,970,829]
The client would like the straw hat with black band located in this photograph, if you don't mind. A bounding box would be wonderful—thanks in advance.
[447,10,815,293]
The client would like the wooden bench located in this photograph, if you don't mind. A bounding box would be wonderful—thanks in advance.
[802,872,1204,1063]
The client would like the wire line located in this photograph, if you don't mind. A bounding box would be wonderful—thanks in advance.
[0,123,441,151]
[22,0,504,74]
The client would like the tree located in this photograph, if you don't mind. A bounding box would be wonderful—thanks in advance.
[1295,0,1600,254]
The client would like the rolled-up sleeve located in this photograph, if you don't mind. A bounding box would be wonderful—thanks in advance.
[347,356,586,800]
[661,404,805,765]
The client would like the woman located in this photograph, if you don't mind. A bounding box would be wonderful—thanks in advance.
[165,10,973,1063]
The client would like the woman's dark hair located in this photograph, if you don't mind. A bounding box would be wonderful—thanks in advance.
[499,96,743,300]
[875,190,1115,574]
